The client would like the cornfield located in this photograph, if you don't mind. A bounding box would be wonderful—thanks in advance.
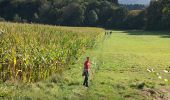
[0,22,104,82]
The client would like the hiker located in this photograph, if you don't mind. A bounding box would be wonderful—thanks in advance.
[82,57,90,87]
[110,31,112,35]
[105,31,108,35]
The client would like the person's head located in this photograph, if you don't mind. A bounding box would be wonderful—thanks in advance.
[87,57,89,61]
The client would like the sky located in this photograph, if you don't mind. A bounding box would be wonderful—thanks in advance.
[119,0,151,5]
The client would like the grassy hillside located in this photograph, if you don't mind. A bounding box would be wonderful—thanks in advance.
[0,23,170,99]
[60,30,170,100]
[84,30,170,99]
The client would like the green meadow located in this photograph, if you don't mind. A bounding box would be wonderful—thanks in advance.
[0,24,170,99]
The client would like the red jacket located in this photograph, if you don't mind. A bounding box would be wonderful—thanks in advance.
[84,61,90,70]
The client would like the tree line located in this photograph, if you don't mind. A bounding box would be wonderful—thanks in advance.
[120,4,146,10]
[0,0,169,30]
[146,0,170,30]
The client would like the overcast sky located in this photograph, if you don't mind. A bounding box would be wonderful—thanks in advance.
[119,0,150,5]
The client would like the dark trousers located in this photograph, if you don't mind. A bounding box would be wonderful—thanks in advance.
[83,75,88,87]
[83,71,89,87]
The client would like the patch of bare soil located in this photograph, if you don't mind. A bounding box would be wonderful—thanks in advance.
[142,88,170,100]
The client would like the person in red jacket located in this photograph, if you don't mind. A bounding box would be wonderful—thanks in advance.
[82,57,90,87]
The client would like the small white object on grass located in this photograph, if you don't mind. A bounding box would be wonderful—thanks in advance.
[158,76,162,79]
[151,68,155,72]
[163,70,169,73]
[156,73,159,76]
[0,29,4,33]
[147,68,155,73]
[164,79,168,82]
[18,70,22,72]
[147,69,152,72]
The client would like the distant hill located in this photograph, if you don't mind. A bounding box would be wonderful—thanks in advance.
[119,0,150,5]
[121,4,146,10]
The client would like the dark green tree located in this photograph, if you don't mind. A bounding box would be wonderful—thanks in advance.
[123,10,145,29]
[106,7,128,28]
[61,3,85,26]
[13,14,22,22]
[0,16,5,21]
[86,10,98,26]
[161,0,170,29]
[146,0,163,30]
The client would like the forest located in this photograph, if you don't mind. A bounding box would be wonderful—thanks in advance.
[0,0,169,30]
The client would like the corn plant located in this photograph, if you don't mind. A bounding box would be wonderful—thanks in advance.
[0,22,104,82]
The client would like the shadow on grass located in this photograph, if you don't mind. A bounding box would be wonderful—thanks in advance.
[120,30,170,38]
[160,35,170,38]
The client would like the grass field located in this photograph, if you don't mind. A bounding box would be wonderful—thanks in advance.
[83,30,170,100]
[0,23,170,99]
